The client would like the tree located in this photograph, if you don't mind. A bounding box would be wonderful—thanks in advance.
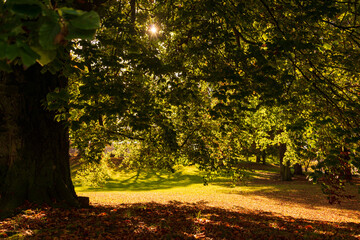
[152,0,360,188]
[0,0,102,217]
[0,65,78,215]
[65,0,360,192]
[1,0,360,217]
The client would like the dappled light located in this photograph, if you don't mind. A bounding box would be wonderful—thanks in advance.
[1,202,359,239]
[1,0,360,239]
[75,165,360,224]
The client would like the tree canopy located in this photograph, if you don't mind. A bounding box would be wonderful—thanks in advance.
[1,0,360,214]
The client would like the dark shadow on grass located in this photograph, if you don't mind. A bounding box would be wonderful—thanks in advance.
[220,175,360,215]
[2,202,360,239]
[209,162,360,214]
[208,162,282,185]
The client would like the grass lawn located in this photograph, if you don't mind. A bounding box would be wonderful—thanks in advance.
[2,163,359,239]
[75,163,360,224]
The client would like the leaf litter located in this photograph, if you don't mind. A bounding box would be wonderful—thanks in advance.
[1,172,359,239]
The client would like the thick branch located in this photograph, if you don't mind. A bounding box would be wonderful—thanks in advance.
[130,0,136,25]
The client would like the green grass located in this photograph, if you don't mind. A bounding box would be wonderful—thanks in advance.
[72,162,360,223]
[75,165,207,192]
[72,160,358,199]
[73,163,310,194]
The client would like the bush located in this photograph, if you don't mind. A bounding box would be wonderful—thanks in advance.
[74,159,111,187]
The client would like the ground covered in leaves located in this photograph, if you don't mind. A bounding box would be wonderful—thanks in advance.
[1,201,360,239]
[2,165,359,239]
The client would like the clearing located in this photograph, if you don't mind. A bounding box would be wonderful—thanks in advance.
[1,163,359,239]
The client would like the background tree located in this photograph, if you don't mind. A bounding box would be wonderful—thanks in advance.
[154,0,360,189]
[70,0,360,192]
[1,0,360,217]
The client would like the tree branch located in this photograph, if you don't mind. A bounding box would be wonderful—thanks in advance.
[106,130,146,141]
[131,0,136,25]
[322,20,360,30]
[258,0,285,35]
[179,125,201,149]
[232,26,257,45]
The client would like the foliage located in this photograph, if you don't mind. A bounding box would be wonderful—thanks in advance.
[73,158,111,188]
[2,0,360,204]
[0,0,100,69]
[62,0,360,201]
[104,141,143,170]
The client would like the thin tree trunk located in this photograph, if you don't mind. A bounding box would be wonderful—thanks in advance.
[293,163,303,175]
[261,150,266,165]
[279,143,291,181]
[256,154,261,163]
[0,65,79,218]
[283,160,292,181]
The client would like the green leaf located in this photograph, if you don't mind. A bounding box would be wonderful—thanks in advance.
[0,60,12,72]
[6,0,42,18]
[58,7,85,18]
[10,25,25,35]
[323,43,332,50]
[19,49,37,66]
[49,88,70,101]
[0,42,6,58]
[11,4,42,18]
[70,11,100,30]
[39,20,61,50]
[18,43,39,66]
[46,89,70,110]
[6,0,40,3]
[66,24,96,40]
[31,46,57,66]
[5,45,19,61]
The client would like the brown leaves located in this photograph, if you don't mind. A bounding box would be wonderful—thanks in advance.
[1,202,360,239]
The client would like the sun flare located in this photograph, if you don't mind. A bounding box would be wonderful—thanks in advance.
[149,25,158,35]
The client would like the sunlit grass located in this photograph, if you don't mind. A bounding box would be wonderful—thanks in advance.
[74,165,206,192]
[73,162,358,201]
[74,163,315,194]
[73,162,360,223]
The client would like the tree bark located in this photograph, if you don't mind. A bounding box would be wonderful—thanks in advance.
[0,65,79,218]
[261,150,266,165]
[282,160,292,181]
[279,143,291,181]
[256,154,261,163]
[293,163,303,175]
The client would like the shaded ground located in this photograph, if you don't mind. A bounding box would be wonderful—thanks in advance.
[79,184,360,224]
[2,163,359,239]
[76,163,360,223]
[1,202,360,239]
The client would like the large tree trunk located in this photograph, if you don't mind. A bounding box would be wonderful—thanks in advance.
[0,65,79,218]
